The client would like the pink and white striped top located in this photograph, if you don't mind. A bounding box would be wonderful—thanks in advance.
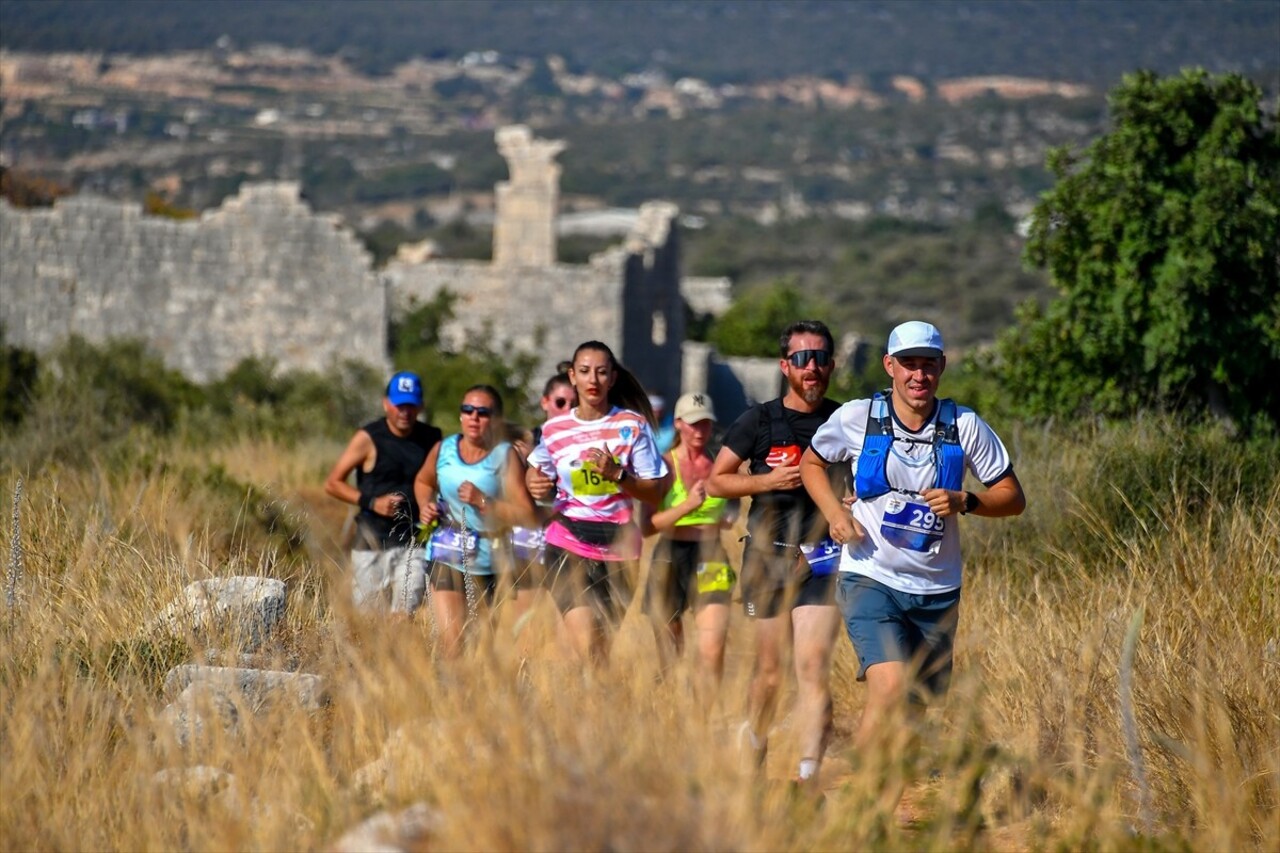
[527,406,668,560]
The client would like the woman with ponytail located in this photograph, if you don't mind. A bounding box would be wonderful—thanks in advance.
[414,384,536,657]
[525,341,670,663]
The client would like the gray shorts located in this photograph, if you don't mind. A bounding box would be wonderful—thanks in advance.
[350,546,425,614]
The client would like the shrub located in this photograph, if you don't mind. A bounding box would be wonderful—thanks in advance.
[0,328,39,427]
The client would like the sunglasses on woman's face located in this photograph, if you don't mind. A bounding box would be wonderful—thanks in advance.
[786,349,833,368]
[550,396,572,409]
[460,404,493,418]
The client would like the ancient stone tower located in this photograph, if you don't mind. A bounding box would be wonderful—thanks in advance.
[492,125,565,268]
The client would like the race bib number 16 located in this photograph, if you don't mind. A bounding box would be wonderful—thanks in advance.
[880,497,945,554]
[571,461,619,496]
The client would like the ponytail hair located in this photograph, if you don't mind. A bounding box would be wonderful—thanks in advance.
[571,341,657,429]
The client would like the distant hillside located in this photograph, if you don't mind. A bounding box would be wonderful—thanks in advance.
[2,0,1276,87]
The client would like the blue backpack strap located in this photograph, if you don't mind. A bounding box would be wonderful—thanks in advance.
[854,390,895,500]
[932,398,965,491]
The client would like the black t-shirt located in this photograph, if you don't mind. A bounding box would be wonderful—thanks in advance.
[721,397,842,548]
[356,418,442,547]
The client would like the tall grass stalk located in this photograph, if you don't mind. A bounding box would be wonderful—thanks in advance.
[5,476,21,614]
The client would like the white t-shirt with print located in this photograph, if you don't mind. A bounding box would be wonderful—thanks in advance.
[809,397,1012,594]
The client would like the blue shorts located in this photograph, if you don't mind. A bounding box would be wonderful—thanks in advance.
[836,573,961,703]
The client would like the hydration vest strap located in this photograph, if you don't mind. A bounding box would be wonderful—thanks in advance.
[766,398,795,448]
[933,398,965,491]
[855,392,964,498]
[854,391,896,499]
[867,390,893,436]
[751,398,803,475]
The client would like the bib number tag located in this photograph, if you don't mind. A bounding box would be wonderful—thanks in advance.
[425,526,478,565]
[508,526,545,564]
[696,561,736,594]
[571,461,619,496]
[799,537,841,576]
[880,498,944,553]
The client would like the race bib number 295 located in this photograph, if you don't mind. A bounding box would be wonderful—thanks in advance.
[880,497,945,554]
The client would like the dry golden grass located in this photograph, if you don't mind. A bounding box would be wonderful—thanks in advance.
[1,425,1276,851]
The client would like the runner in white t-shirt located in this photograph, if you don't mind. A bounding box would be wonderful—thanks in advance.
[800,321,1025,768]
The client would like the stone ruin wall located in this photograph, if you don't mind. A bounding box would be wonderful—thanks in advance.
[1,124,756,415]
[0,183,385,383]
[617,202,687,404]
[384,256,626,374]
[386,197,698,406]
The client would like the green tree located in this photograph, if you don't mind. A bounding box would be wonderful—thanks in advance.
[1,327,40,426]
[390,292,541,425]
[707,280,826,357]
[1002,70,1279,426]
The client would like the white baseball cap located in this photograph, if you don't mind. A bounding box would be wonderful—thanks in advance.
[887,321,945,358]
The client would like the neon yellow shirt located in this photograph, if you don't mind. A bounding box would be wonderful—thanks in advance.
[661,453,728,527]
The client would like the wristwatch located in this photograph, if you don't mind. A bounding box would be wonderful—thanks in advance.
[961,491,979,515]
[614,467,628,484]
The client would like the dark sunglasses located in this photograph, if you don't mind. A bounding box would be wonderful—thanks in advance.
[551,396,572,409]
[786,349,833,368]
[460,404,493,418]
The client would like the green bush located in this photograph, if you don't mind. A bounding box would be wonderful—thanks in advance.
[51,336,202,436]
[200,356,379,442]
[1009,70,1280,428]
[1,328,40,427]
[968,415,1280,577]
[2,336,204,471]
[0,337,385,472]
[390,292,542,426]
[706,279,828,358]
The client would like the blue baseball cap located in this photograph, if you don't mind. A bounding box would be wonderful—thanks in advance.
[386,371,423,406]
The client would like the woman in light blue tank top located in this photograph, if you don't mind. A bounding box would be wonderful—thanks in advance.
[414,385,536,658]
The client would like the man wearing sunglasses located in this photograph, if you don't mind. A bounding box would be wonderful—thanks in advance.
[707,320,845,790]
[325,370,442,614]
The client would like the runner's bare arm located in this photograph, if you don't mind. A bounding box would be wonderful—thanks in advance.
[800,447,862,544]
[413,442,443,524]
[491,445,538,528]
[525,463,556,501]
[922,470,1025,519]
[324,429,374,507]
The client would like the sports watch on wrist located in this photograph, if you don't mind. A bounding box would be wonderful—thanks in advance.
[961,491,979,515]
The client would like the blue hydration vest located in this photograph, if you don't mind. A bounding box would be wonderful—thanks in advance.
[853,391,965,500]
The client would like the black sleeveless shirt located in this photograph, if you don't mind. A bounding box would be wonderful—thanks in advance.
[355,418,442,548]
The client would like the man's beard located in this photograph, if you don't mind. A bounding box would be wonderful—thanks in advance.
[791,373,827,405]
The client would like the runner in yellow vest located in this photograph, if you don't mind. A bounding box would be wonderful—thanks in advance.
[642,393,739,694]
